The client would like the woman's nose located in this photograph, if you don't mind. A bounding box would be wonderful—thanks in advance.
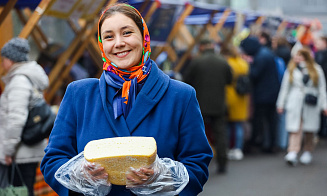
[114,36,125,48]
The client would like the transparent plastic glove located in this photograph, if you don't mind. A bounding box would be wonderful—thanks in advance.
[126,155,189,196]
[54,151,111,196]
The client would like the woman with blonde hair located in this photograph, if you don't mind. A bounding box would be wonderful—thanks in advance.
[277,47,327,166]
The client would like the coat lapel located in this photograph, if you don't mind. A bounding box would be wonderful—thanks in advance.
[99,75,131,137]
[126,61,170,133]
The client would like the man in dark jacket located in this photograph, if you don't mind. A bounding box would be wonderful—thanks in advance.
[314,35,327,137]
[184,39,232,174]
[314,35,327,89]
[240,36,280,153]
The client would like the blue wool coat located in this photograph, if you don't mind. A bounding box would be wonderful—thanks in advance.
[40,61,213,196]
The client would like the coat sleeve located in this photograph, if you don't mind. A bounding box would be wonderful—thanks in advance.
[183,59,197,86]
[226,62,233,85]
[177,88,213,195]
[40,82,78,196]
[276,69,291,109]
[4,75,32,156]
[249,55,268,83]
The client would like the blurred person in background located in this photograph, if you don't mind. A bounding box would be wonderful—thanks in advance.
[277,48,327,166]
[184,38,232,173]
[258,31,272,49]
[271,35,292,150]
[272,35,292,65]
[0,37,49,196]
[240,36,280,154]
[313,35,327,138]
[314,35,327,78]
[220,43,250,161]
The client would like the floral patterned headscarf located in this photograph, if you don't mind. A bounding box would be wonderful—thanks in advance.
[98,4,151,119]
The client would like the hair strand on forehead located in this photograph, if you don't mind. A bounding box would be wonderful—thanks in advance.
[99,3,144,39]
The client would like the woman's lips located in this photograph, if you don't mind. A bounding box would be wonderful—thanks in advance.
[115,50,131,58]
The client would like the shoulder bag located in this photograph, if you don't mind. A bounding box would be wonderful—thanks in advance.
[21,75,56,146]
[22,98,56,145]
[301,70,318,106]
[235,74,251,95]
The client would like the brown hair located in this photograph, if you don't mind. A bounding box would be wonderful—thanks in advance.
[276,36,291,49]
[99,4,144,39]
[288,47,318,86]
[220,43,239,58]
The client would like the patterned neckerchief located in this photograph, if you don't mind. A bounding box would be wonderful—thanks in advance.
[98,4,151,119]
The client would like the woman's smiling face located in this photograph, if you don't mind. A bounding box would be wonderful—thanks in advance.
[101,13,143,69]
[294,52,304,64]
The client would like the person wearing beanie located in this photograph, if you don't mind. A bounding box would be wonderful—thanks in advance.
[1,37,30,63]
[0,37,50,196]
[240,36,280,154]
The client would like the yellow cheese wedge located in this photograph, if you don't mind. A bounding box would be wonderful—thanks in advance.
[84,136,157,185]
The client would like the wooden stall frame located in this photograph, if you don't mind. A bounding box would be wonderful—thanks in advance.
[0,0,17,26]
[15,8,46,51]
[47,21,89,88]
[138,0,151,13]
[19,0,52,39]
[46,0,119,101]
[23,8,49,46]
[152,3,194,61]
[67,19,103,71]
[174,10,219,72]
[208,8,231,43]
[0,2,15,92]
[144,0,160,22]
[47,22,98,101]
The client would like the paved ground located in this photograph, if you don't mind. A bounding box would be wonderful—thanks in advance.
[198,138,327,196]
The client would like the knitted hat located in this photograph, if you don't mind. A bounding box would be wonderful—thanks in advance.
[1,37,30,62]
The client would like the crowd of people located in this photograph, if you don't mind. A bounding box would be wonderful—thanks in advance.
[182,29,327,172]
[0,2,327,196]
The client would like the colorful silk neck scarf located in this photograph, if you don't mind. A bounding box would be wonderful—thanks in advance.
[98,4,151,119]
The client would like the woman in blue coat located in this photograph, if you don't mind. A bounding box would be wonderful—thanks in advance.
[40,3,212,196]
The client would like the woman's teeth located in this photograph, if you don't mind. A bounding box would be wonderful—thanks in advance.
[117,51,128,57]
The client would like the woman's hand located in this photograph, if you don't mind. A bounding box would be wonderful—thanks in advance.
[126,167,155,187]
[323,109,327,116]
[277,108,284,114]
[5,155,12,165]
[82,161,109,182]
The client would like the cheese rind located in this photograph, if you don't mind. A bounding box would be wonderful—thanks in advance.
[84,137,157,185]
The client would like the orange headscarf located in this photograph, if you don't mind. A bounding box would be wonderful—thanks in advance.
[98,4,152,118]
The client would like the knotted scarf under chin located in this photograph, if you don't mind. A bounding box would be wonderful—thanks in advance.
[104,59,152,119]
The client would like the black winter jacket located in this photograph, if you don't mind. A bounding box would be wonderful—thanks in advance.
[240,37,280,104]
[184,49,232,116]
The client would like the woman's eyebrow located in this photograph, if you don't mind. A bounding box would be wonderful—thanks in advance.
[101,25,135,36]
[121,25,134,30]
[101,30,112,36]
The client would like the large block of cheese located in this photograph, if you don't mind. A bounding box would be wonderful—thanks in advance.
[84,137,157,185]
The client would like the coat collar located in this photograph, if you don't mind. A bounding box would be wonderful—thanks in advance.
[99,60,170,136]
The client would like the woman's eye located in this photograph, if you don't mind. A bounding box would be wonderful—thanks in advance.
[103,35,113,40]
[123,31,132,35]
